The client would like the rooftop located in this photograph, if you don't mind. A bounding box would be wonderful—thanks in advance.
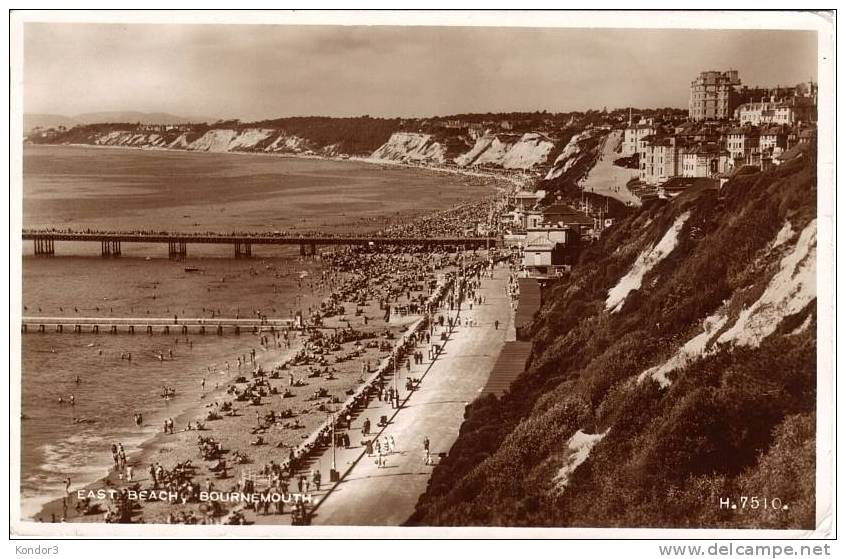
[541,204,594,225]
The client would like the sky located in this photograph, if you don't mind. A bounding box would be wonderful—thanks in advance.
[23,23,819,121]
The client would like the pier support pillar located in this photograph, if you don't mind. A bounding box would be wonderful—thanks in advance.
[182,325,188,335]
[92,325,99,334]
[217,325,223,336]
[234,242,252,259]
[74,325,81,334]
[110,325,117,334]
[164,325,170,335]
[147,325,153,335]
[129,325,135,334]
[22,324,27,333]
[56,325,62,333]
[34,237,55,256]
[200,326,205,335]
[168,241,187,260]
[299,243,317,257]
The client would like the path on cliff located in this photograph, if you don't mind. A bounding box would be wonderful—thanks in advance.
[304,265,512,526]
[579,130,641,207]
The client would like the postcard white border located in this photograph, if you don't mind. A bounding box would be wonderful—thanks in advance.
[6,9,836,540]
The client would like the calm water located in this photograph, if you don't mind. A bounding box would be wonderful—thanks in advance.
[19,145,487,519]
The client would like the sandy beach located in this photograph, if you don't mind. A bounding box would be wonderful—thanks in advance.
[307,264,513,525]
[22,141,515,526]
[31,246,507,525]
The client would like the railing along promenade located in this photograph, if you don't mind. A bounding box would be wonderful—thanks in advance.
[22,230,499,258]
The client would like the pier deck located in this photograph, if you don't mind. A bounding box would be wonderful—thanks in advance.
[23,230,499,258]
[21,316,294,335]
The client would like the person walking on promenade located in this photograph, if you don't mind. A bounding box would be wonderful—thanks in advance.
[312,469,321,492]
[495,319,499,330]
[423,436,431,465]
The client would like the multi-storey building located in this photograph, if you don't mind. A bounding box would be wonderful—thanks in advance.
[680,143,729,178]
[622,119,657,156]
[640,133,731,186]
[735,95,817,126]
[638,135,686,186]
[759,126,789,153]
[725,126,761,161]
[689,70,743,121]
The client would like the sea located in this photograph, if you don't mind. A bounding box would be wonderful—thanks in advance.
[18,144,491,519]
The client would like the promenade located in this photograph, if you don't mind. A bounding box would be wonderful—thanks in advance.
[579,130,641,207]
[305,265,512,525]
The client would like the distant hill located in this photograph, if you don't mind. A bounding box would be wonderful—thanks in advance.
[23,111,215,133]
[22,114,76,132]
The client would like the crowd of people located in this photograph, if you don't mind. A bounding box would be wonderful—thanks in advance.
[38,190,514,525]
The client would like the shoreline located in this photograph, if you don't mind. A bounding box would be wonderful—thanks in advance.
[20,143,515,526]
[26,296,323,523]
[27,248,491,524]
[27,141,530,193]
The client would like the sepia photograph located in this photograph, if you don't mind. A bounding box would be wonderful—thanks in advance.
[8,9,835,541]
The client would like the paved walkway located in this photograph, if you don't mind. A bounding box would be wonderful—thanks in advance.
[304,265,512,525]
[580,130,641,207]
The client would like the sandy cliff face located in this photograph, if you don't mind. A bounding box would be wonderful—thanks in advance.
[544,130,597,180]
[369,132,448,164]
[183,129,275,152]
[264,133,313,153]
[454,132,554,170]
[370,131,555,170]
[87,127,315,155]
[35,121,601,178]
[93,130,168,148]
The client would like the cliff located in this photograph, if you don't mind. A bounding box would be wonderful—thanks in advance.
[453,132,555,170]
[544,129,602,180]
[368,132,448,164]
[27,119,595,177]
[408,155,817,529]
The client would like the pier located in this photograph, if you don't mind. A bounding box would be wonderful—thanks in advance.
[23,230,499,259]
[21,316,294,336]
